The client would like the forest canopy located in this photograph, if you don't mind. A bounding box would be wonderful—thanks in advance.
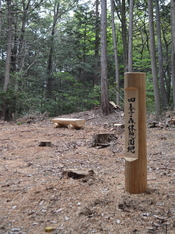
[0,0,173,120]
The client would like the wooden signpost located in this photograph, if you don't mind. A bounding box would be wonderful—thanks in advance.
[124,72,147,194]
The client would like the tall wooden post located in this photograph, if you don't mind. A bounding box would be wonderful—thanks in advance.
[124,72,147,194]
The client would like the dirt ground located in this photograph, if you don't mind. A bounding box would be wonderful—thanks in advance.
[0,109,175,234]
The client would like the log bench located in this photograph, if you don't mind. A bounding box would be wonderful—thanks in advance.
[52,118,86,129]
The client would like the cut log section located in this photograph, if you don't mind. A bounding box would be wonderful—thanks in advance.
[109,101,121,110]
[52,118,85,129]
[39,141,52,147]
[166,118,175,126]
[147,121,158,128]
[62,169,95,180]
[90,133,118,147]
[113,123,125,131]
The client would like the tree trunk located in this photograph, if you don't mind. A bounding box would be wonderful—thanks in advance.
[3,0,12,92]
[171,0,175,110]
[114,0,128,71]
[155,0,168,109]
[11,0,44,91]
[101,0,109,115]
[94,0,100,85]
[111,0,120,105]
[0,0,2,33]
[121,0,128,71]
[128,0,134,72]
[46,0,75,98]
[17,0,30,72]
[46,2,60,98]
[148,0,161,120]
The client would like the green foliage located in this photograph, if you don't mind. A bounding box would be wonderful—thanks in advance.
[42,81,101,117]
[146,77,155,113]
[0,0,173,119]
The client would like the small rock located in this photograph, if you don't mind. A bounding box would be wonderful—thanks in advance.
[116,219,121,224]
[142,213,150,217]
[55,208,63,213]
[32,223,38,226]
[39,200,44,205]
[146,226,154,230]
[11,228,21,232]
[50,221,57,224]
[28,210,35,215]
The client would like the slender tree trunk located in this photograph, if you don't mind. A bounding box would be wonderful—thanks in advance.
[46,2,60,98]
[14,0,30,92]
[128,0,134,72]
[94,0,100,85]
[155,0,168,109]
[162,28,171,103]
[148,0,161,120]
[46,0,75,98]
[101,0,109,115]
[171,47,175,109]
[2,0,13,120]
[47,42,54,98]
[3,0,12,92]
[171,0,175,110]
[121,0,128,71]
[113,0,128,71]
[17,0,29,72]
[83,16,87,63]
[12,0,44,91]
[95,0,100,59]
[0,0,2,33]
[111,0,120,105]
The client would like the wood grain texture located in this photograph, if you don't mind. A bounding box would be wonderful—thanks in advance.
[52,118,85,128]
[124,72,147,194]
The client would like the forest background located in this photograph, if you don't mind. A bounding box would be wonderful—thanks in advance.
[0,0,174,120]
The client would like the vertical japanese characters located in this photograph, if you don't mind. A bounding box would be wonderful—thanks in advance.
[124,72,147,193]
[127,97,136,154]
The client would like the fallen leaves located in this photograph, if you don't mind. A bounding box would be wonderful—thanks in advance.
[0,111,175,233]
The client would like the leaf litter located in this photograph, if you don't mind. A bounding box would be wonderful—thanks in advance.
[0,109,175,233]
